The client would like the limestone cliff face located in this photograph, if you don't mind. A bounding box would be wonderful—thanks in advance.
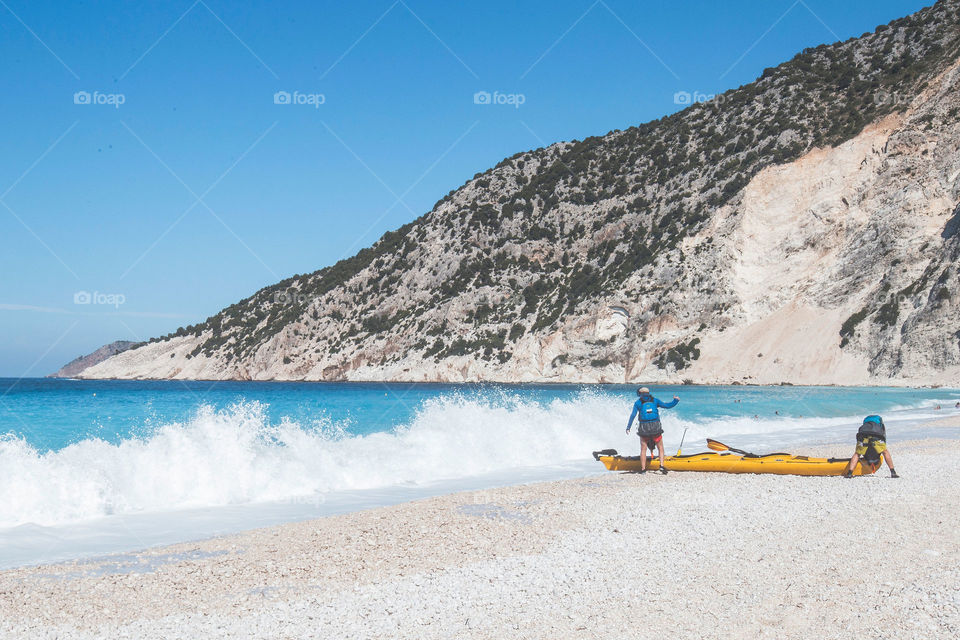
[49,341,137,378]
[80,1,960,385]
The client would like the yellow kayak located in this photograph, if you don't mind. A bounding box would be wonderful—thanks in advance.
[592,442,880,477]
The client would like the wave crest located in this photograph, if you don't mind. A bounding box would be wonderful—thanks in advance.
[0,394,623,527]
[1,390,932,529]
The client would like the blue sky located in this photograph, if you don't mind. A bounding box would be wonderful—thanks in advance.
[0,0,931,376]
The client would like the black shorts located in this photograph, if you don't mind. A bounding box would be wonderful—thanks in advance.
[637,419,663,439]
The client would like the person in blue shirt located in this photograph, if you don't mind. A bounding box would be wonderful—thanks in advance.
[626,387,679,474]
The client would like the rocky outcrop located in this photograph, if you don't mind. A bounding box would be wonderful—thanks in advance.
[49,341,138,378]
[78,1,960,385]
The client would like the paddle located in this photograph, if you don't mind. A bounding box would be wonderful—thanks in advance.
[676,427,688,456]
[706,439,755,457]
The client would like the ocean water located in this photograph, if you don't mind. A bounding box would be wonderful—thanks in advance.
[1,378,958,569]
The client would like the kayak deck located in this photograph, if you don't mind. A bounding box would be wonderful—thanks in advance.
[593,450,879,476]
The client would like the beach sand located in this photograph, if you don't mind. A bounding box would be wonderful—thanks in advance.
[2,431,958,639]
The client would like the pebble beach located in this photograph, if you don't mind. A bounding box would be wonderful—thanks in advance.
[2,429,958,640]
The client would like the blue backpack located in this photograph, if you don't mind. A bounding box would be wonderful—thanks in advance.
[639,396,657,420]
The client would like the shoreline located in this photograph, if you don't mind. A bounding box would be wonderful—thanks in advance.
[27,375,960,390]
[2,426,958,639]
[4,410,957,573]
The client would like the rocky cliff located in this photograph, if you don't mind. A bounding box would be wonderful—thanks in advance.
[80,1,960,385]
[49,341,137,378]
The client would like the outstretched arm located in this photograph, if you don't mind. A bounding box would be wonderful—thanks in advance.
[659,396,679,409]
[882,448,895,470]
[626,405,639,432]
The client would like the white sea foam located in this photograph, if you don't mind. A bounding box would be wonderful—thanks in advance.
[0,393,948,531]
[0,395,613,529]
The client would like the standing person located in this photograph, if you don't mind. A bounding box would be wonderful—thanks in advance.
[626,387,679,474]
[844,415,898,478]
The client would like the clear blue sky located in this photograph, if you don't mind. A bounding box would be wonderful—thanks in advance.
[0,0,931,376]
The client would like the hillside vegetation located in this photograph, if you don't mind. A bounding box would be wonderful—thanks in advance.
[82,0,960,384]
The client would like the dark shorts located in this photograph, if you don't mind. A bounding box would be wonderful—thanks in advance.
[637,419,663,439]
[639,421,663,448]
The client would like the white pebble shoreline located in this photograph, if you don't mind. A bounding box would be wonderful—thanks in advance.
[1,433,958,640]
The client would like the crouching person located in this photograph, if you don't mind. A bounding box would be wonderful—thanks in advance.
[845,415,898,478]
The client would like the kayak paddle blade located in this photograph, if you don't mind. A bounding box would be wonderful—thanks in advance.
[706,439,755,456]
[706,439,729,452]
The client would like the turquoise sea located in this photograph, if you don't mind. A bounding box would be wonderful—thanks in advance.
[1,378,958,568]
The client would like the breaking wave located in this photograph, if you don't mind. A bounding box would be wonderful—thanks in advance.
[0,391,941,528]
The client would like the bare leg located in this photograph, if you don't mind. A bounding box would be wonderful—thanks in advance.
[657,439,666,470]
[640,438,647,471]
